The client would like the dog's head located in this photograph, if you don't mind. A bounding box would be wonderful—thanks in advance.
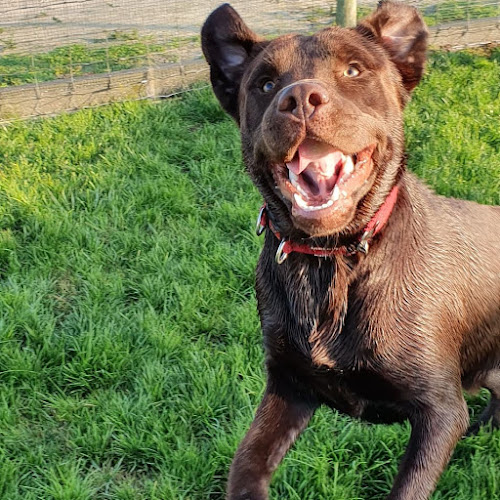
[202,1,428,237]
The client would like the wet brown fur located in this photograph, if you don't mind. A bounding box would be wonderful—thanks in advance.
[201,2,500,499]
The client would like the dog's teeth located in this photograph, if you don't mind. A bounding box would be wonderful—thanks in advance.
[294,193,333,212]
[289,173,310,198]
[344,156,354,175]
[294,193,309,210]
[332,185,340,202]
[297,185,310,198]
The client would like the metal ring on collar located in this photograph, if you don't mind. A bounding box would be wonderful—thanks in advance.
[256,206,266,236]
[275,239,289,264]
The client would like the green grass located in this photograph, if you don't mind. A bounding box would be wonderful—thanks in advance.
[2,0,499,88]
[303,1,500,29]
[0,34,200,87]
[0,48,499,499]
[422,0,500,27]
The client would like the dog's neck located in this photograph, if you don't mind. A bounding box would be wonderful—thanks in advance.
[261,175,420,369]
[258,185,400,264]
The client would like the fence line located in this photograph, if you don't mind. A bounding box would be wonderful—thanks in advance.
[0,0,499,122]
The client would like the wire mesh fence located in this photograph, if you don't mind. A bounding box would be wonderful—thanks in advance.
[0,0,499,121]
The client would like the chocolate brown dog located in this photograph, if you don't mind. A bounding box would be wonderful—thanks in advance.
[201,2,500,499]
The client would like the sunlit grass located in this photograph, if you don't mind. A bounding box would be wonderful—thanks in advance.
[0,33,200,87]
[303,1,500,29]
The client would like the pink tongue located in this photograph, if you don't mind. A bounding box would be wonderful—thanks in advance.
[287,139,344,176]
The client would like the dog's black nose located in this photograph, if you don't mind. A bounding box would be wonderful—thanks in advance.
[277,81,330,120]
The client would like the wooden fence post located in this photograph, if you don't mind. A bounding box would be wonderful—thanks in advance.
[337,0,357,27]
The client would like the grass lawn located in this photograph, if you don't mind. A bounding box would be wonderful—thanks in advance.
[2,1,499,88]
[0,33,198,87]
[305,1,500,29]
[0,48,499,499]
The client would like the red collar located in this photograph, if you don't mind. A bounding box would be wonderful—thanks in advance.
[256,185,399,264]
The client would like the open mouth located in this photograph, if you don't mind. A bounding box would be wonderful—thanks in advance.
[273,138,375,219]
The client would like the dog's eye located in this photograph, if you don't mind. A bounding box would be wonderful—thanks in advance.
[344,65,360,78]
[261,80,276,93]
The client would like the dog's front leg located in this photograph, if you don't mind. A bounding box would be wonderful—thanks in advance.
[387,395,469,500]
[227,375,317,500]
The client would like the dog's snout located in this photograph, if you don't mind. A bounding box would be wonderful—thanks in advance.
[277,82,330,120]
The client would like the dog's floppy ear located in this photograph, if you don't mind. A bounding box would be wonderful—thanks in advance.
[201,4,265,122]
[357,1,428,92]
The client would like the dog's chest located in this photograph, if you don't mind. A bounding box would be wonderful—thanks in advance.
[283,259,338,334]
[265,258,413,417]
[278,258,356,368]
